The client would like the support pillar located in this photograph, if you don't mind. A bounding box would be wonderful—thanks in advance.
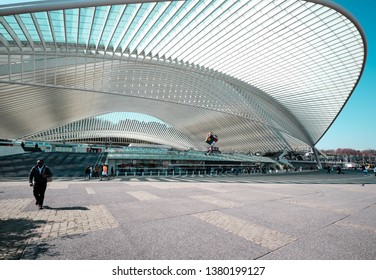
[313,147,323,169]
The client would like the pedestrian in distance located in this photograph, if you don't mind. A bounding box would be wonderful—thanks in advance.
[85,165,91,179]
[100,164,110,181]
[363,165,369,176]
[29,159,52,209]
[336,166,344,174]
[326,165,331,174]
[94,165,99,178]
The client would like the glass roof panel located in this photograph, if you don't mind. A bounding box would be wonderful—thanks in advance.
[4,15,27,41]
[65,8,79,44]
[120,3,154,52]
[99,5,124,49]
[78,6,94,45]
[50,10,65,43]
[107,4,131,50]
[34,11,53,42]
[0,23,13,41]
[167,0,228,60]
[19,13,40,42]
[89,6,110,47]
[116,4,140,51]
[137,1,181,52]
[148,0,196,55]
[162,0,210,58]
[128,1,169,52]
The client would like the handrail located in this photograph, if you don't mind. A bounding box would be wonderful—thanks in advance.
[93,152,108,167]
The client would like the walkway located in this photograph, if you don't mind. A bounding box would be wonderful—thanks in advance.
[1,171,376,260]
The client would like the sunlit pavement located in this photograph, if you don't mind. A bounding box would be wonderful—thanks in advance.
[1,170,376,260]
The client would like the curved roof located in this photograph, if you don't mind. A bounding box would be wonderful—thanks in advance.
[0,0,367,153]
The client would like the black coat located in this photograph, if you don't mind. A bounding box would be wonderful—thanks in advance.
[29,165,53,185]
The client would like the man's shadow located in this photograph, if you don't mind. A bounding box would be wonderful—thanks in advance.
[43,206,89,211]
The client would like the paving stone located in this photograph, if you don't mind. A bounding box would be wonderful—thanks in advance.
[0,173,376,260]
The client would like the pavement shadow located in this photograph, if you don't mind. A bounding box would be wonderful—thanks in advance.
[43,206,89,211]
[0,218,56,259]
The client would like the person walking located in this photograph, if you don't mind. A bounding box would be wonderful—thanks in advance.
[29,159,52,209]
[363,165,369,176]
[94,165,99,178]
[85,165,91,179]
[100,164,109,181]
[326,165,331,174]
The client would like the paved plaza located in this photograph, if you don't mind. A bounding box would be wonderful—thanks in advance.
[1,171,376,260]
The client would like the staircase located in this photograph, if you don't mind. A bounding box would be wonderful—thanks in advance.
[0,152,102,178]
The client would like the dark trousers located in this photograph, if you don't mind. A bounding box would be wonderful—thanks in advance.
[33,182,47,206]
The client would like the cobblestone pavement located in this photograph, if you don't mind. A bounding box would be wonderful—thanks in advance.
[1,171,376,260]
[0,197,117,259]
[192,210,296,250]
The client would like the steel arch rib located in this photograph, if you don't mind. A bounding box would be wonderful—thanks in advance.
[0,0,367,153]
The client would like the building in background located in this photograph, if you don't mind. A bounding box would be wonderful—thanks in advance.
[0,0,367,167]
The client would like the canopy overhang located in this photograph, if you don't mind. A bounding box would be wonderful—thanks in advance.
[0,0,367,153]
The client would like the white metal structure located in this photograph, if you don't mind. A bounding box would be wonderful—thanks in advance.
[0,0,367,153]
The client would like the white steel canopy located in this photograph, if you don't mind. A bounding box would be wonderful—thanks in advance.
[0,0,367,153]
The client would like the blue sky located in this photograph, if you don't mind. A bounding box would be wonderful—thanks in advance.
[316,0,375,150]
[1,0,373,150]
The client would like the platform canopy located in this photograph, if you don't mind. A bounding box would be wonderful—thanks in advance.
[0,0,367,153]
